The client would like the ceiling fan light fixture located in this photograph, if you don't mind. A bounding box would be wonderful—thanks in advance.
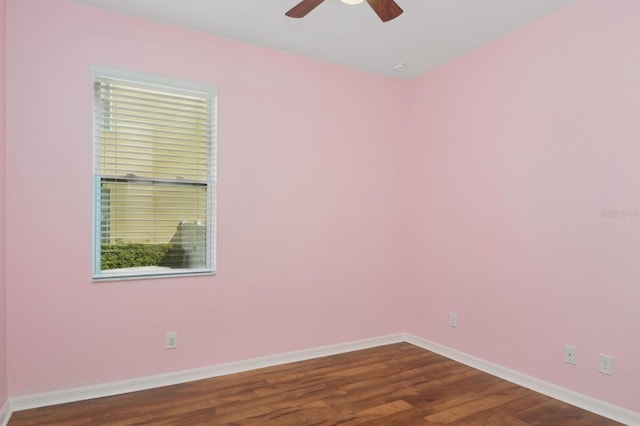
[341,0,364,5]
[393,62,406,72]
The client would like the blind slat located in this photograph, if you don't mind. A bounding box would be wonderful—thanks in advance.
[99,130,209,150]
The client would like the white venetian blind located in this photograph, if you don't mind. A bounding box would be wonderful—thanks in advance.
[92,68,217,278]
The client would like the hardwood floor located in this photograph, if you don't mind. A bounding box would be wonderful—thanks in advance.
[8,343,621,425]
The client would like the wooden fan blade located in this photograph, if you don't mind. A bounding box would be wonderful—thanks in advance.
[366,0,403,22]
[286,0,325,18]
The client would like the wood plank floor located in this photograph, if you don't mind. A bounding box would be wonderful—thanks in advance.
[9,343,621,425]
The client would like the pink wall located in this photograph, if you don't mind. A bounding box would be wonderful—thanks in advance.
[4,0,409,396]
[5,0,640,417]
[404,0,640,412]
[0,0,7,409]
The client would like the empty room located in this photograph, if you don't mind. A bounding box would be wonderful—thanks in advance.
[1,0,639,424]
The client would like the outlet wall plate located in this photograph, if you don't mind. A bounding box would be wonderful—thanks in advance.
[166,332,177,349]
[564,345,577,365]
[599,354,613,375]
[449,313,458,328]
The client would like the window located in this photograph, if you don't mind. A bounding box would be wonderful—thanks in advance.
[92,66,217,280]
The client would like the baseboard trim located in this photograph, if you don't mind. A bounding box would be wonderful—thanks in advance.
[6,333,639,425]
[9,333,405,413]
[0,399,10,426]
[404,333,640,426]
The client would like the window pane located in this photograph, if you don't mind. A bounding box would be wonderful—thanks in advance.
[96,83,210,182]
[100,181,208,272]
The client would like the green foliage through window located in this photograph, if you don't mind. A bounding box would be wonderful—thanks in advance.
[101,243,174,270]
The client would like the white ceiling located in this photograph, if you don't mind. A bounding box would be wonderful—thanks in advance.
[69,0,581,80]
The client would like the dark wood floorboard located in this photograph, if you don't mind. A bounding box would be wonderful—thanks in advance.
[8,343,621,425]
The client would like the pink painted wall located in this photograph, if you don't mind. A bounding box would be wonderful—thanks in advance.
[4,0,409,396]
[0,0,7,409]
[404,0,640,412]
[5,0,639,416]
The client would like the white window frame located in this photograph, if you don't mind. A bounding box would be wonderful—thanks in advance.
[91,65,217,281]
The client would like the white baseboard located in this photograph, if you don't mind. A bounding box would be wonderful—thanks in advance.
[405,334,640,426]
[0,399,10,426]
[9,333,405,412]
[5,333,639,425]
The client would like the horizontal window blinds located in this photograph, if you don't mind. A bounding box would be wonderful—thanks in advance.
[94,79,212,182]
[93,71,217,279]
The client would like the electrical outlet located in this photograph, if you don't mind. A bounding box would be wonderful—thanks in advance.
[564,345,577,365]
[166,332,177,349]
[449,313,458,328]
[599,354,613,375]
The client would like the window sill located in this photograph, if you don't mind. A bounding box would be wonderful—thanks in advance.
[93,266,216,282]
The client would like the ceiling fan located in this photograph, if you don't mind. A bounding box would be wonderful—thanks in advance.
[286,0,403,23]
